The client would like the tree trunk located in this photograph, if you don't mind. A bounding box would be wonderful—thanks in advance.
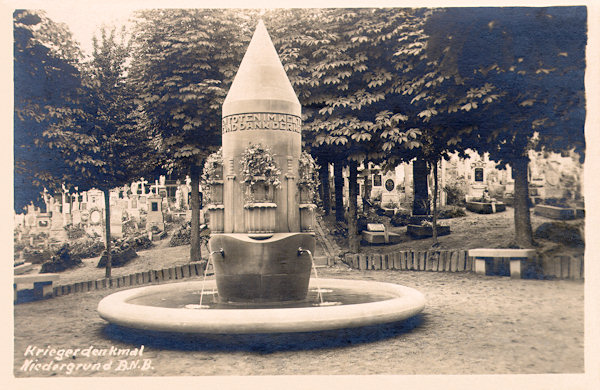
[103,189,112,278]
[190,163,201,262]
[432,160,439,244]
[413,158,430,216]
[319,160,331,216]
[334,159,345,222]
[363,167,371,213]
[512,156,534,247]
[348,160,359,252]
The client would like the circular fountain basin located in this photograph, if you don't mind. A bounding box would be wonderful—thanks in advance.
[98,278,425,334]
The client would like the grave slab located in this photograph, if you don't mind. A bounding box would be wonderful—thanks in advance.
[406,224,451,239]
[466,201,506,214]
[361,231,401,245]
[534,204,577,220]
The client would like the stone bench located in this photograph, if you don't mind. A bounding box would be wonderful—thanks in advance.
[14,273,60,301]
[362,223,401,245]
[14,262,35,275]
[468,249,536,279]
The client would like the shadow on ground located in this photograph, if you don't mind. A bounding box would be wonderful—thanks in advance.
[101,314,426,354]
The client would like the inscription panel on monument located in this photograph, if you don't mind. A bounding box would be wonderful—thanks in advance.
[222,113,301,134]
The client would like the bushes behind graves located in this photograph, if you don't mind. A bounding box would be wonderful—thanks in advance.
[444,182,466,206]
[69,237,106,260]
[390,210,412,227]
[65,224,87,240]
[534,221,584,248]
[125,235,153,251]
[149,225,168,240]
[438,206,467,219]
[122,219,140,235]
[22,247,53,264]
[382,200,399,209]
[97,240,138,268]
[169,222,191,247]
[331,222,348,238]
[169,222,211,247]
[40,244,82,273]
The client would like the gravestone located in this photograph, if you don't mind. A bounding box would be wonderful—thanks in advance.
[381,176,399,207]
[146,195,165,231]
[49,201,67,240]
[131,181,139,195]
[87,189,104,210]
[128,195,140,219]
[25,204,37,229]
[72,209,82,226]
[86,208,104,238]
[71,193,81,225]
[140,178,149,194]
[412,159,429,215]
[110,206,124,238]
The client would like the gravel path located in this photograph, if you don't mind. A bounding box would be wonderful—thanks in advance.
[14,266,583,377]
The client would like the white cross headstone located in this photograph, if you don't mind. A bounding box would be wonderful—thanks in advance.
[140,178,148,194]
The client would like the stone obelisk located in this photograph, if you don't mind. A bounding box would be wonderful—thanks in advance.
[209,20,315,303]
[221,19,301,234]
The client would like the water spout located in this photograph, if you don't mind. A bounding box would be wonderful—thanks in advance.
[210,248,224,257]
[298,247,324,305]
[196,255,214,309]
[186,252,219,309]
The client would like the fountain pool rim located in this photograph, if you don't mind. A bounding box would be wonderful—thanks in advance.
[97,278,426,334]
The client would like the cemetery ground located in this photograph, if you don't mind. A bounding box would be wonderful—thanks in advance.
[13,267,583,376]
[13,207,584,376]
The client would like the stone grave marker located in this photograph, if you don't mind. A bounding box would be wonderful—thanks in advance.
[146,194,165,231]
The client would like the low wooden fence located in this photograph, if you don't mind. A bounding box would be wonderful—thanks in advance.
[342,250,584,280]
[52,262,207,297]
[41,250,583,300]
[343,250,470,273]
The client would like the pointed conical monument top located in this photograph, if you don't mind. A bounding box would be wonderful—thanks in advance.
[223,20,301,117]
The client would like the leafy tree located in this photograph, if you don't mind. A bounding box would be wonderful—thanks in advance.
[386,56,500,242]
[424,7,586,247]
[266,8,432,251]
[13,10,88,212]
[128,9,253,261]
[14,11,150,276]
[80,26,156,277]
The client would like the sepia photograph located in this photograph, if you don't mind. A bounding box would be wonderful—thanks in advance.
[5,0,599,388]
